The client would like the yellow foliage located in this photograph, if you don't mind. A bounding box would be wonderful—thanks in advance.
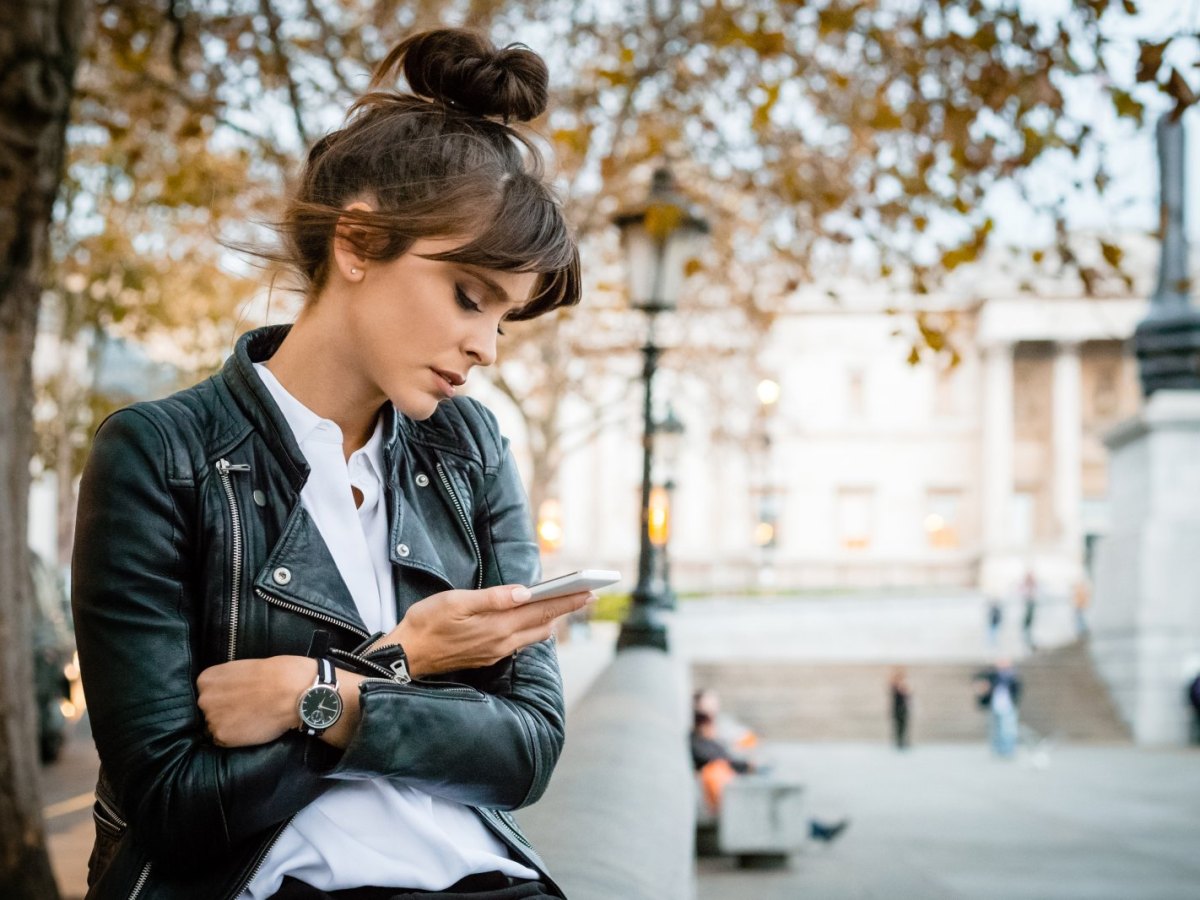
[645,203,683,240]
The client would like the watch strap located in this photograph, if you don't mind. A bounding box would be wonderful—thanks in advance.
[315,656,336,687]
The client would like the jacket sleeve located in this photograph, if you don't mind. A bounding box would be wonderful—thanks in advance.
[72,408,329,871]
[330,435,566,810]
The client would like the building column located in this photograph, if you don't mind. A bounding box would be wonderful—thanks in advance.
[1053,342,1084,570]
[981,342,1015,591]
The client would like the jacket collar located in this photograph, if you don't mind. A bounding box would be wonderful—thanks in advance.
[221,325,402,490]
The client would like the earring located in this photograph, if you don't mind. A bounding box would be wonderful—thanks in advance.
[351,267,359,275]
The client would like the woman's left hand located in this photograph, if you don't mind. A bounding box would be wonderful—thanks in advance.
[196,656,314,747]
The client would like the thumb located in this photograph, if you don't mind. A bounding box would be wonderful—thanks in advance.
[469,583,532,612]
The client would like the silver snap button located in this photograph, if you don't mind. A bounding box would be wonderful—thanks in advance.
[396,543,410,558]
[272,566,292,585]
[252,489,267,507]
[415,473,430,487]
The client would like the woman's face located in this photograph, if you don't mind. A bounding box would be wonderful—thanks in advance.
[343,237,536,420]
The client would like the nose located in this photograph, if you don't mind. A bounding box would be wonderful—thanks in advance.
[464,319,498,368]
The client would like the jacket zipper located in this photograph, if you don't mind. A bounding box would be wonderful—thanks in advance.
[329,647,397,679]
[254,588,370,640]
[216,458,251,661]
[128,861,151,899]
[95,792,127,830]
[493,810,535,848]
[226,817,292,900]
[362,679,481,700]
[436,462,482,590]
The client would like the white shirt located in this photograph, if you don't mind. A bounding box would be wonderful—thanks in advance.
[243,363,537,898]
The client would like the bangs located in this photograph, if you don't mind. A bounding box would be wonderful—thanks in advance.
[422,172,581,319]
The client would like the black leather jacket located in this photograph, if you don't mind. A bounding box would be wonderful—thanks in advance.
[72,325,566,899]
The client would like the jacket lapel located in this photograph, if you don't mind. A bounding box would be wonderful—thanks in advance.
[252,503,370,636]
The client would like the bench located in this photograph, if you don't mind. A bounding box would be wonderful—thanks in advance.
[696,773,808,869]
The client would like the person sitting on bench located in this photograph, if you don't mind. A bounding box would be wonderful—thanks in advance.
[690,710,850,843]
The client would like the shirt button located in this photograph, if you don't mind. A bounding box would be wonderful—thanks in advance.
[396,543,410,558]
[272,566,292,585]
[415,473,430,487]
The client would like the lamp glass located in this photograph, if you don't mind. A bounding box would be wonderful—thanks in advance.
[654,419,685,482]
[619,217,705,310]
[656,228,704,310]
[619,220,661,310]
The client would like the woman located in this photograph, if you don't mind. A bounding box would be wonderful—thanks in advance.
[72,28,588,900]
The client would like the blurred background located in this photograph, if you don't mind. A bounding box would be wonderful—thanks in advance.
[6,1,1200,898]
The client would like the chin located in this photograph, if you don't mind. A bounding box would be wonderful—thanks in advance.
[395,396,443,421]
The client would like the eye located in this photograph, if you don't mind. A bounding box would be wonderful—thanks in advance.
[454,285,482,313]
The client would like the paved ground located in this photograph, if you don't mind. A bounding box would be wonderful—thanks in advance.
[42,716,100,899]
[697,741,1200,900]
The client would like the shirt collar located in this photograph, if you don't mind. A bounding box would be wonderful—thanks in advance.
[352,415,387,487]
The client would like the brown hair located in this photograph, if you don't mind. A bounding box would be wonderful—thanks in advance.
[269,29,579,320]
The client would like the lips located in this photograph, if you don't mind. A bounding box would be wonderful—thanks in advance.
[431,368,466,398]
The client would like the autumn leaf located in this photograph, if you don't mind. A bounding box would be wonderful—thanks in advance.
[1136,40,1168,83]
[1100,240,1123,269]
[753,83,781,133]
[644,203,683,240]
[1110,88,1144,124]
[1166,68,1198,114]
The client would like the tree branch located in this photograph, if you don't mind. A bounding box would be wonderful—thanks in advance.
[259,0,310,146]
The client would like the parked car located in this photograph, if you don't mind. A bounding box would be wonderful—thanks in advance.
[31,551,77,763]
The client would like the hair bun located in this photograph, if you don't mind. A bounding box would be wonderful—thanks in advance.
[374,29,549,123]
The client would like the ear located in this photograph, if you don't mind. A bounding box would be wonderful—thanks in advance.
[332,200,375,283]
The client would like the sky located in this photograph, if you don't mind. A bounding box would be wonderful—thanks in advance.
[992,0,1200,246]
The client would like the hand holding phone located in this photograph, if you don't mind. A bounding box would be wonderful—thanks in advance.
[526,570,621,602]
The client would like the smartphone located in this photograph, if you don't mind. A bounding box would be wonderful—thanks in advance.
[527,569,621,602]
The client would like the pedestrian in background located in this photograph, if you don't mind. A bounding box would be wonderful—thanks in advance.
[1072,577,1091,639]
[888,667,912,750]
[1019,569,1038,651]
[975,659,1022,758]
[985,597,1003,647]
[1188,672,1200,745]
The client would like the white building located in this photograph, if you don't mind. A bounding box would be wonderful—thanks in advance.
[517,249,1152,599]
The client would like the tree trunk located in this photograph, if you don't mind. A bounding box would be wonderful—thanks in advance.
[0,1,86,896]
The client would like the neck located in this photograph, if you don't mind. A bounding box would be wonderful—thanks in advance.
[265,301,384,458]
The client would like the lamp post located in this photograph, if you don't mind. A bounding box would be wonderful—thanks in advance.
[613,167,709,651]
[652,404,685,610]
[1134,112,1200,395]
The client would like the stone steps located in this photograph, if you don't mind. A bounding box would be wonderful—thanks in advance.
[693,641,1130,744]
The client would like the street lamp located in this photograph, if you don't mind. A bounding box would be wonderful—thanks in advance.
[1134,112,1200,395]
[613,167,709,651]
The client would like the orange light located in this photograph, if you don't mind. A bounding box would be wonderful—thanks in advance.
[537,499,563,554]
[648,486,670,547]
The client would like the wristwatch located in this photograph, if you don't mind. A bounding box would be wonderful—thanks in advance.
[297,657,343,737]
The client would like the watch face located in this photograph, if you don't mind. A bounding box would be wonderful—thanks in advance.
[299,685,342,730]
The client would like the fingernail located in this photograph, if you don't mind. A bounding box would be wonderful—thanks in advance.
[512,586,532,603]
[586,591,598,603]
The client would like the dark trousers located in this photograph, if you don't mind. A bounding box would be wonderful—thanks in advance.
[270,871,557,900]
[892,710,909,749]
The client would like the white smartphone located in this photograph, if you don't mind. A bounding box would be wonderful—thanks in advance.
[527,569,621,602]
